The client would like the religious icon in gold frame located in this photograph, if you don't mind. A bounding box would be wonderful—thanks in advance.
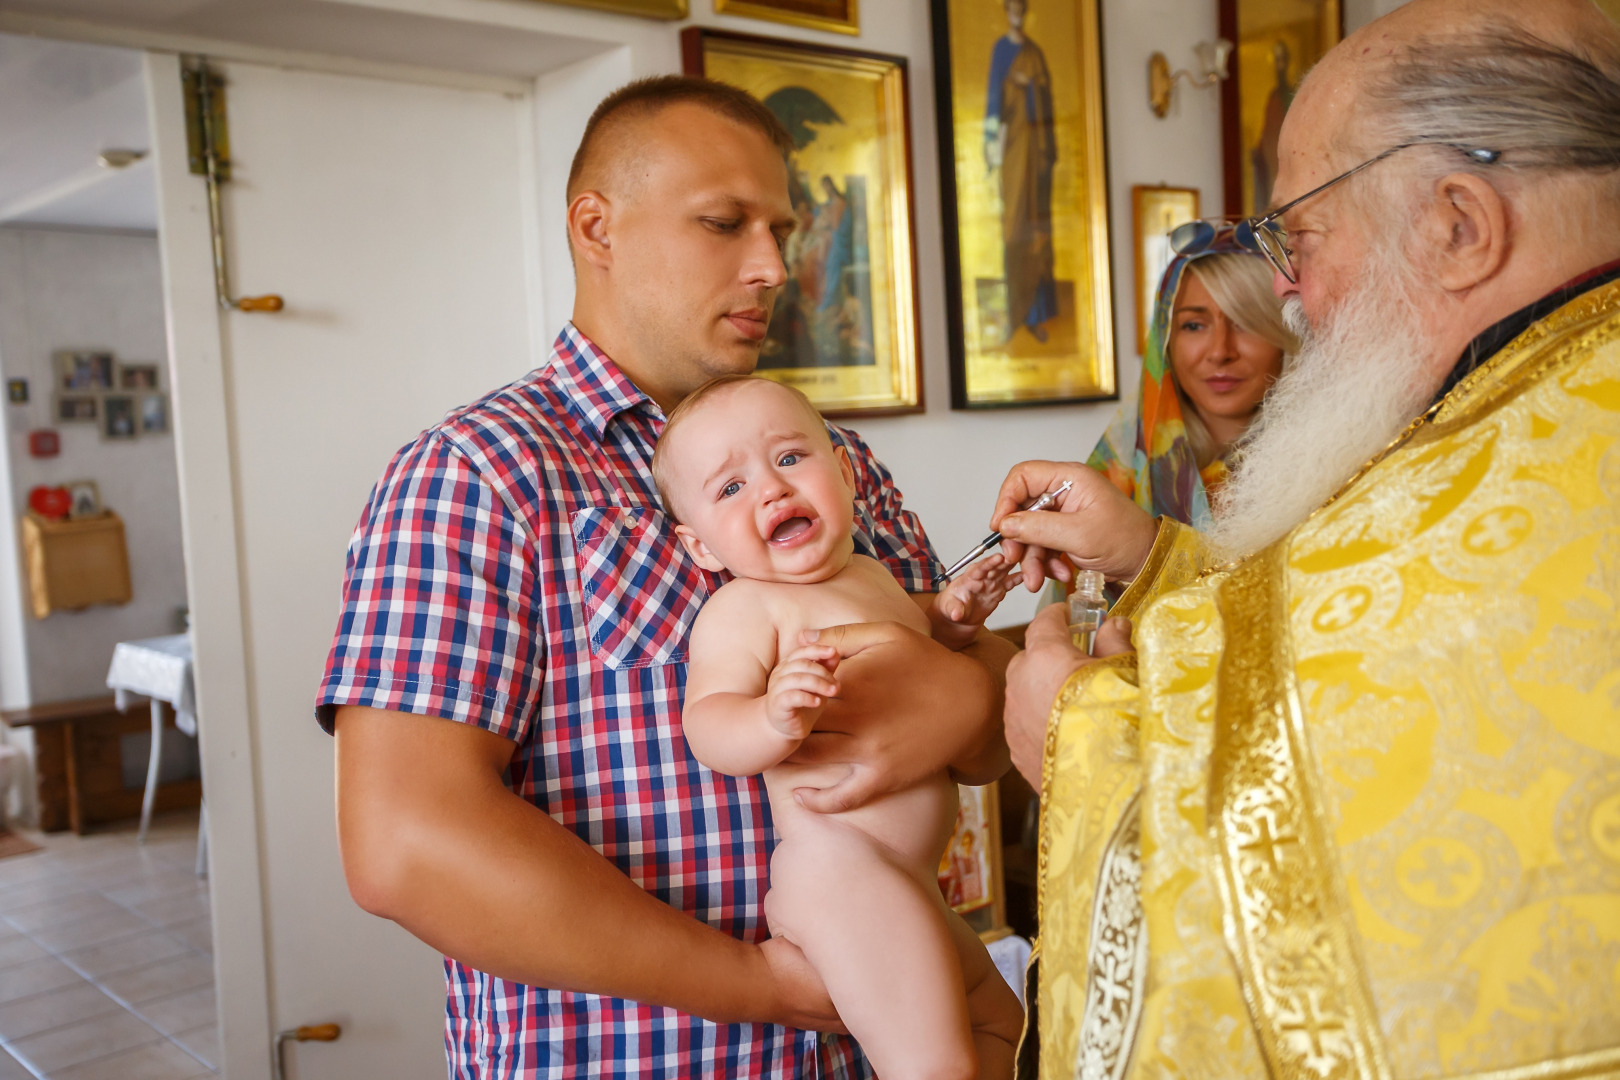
[939,782,1006,932]
[1132,185,1200,357]
[931,0,1116,409]
[682,29,922,416]
[1220,0,1342,216]
[713,0,859,36]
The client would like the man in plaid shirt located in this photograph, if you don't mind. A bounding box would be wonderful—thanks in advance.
[319,77,1013,1077]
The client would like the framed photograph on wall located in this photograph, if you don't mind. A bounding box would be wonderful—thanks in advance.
[118,363,162,391]
[1220,0,1342,216]
[713,0,859,36]
[931,0,1116,409]
[56,395,98,423]
[102,395,137,440]
[1132,185,1200,356]
[683,28,922,416]
[54,350,115,392]
[141,393,170,434]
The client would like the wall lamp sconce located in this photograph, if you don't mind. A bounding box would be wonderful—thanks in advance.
[1148,38,1233,118]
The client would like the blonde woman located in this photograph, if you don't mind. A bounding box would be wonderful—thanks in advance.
[1089,229,1298,527]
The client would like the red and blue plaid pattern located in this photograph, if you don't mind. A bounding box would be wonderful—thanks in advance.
[317,324,942,1078]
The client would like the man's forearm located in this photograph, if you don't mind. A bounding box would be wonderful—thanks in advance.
[949,628,1016,786]
[334,707,783,1026]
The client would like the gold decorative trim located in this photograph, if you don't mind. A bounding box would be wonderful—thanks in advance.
[713,0,858,36]
[1436,278,1620,426]
[1075,789,1146,1080]
[1208,543,1393,1080]
[1034,655,1140,1080]
[520,0,687,18]
[1113,518,1206,620]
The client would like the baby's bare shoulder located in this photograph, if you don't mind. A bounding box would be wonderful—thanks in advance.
[692,576,774,634]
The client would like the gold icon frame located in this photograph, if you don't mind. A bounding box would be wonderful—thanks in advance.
[931,0,1116,409]
[713,0,859,36]
[683,28,923,417]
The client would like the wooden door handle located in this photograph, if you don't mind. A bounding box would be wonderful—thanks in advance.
[234,295,285,312]
[275,1022,341,1080]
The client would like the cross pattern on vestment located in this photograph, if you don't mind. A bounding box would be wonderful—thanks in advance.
[1278,991,1347,1062]
[1404,845,1472,899]
[1314,589,1369,631]
[1239,816,1299,875]
[1464,507,1529,554]
[1091,953,1135,1013]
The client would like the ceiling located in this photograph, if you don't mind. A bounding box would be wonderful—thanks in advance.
[0,0,622,233]
[0,33,154,231]
[0,0,616,83]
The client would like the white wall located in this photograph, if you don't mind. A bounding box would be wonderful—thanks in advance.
[1345,0,1412,33]
[0,226,187,826]
[0,228,188,703]
[529,0,1226,628]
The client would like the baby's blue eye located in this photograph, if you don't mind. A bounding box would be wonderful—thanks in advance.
[720,481,741,498]
[778,453,800,467]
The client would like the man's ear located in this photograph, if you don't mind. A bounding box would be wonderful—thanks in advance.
[1427,171,1508,294]
[568,191,614,272]
[834,445,856,492]
[673,523,728,573]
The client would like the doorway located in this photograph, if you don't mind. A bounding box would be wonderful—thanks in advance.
[0,31,217,1077]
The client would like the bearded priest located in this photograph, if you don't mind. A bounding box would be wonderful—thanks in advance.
[988,0,1620,1076]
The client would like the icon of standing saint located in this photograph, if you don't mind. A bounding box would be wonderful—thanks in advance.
[984,0,1057,346]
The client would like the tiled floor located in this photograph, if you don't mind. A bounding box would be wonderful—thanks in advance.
[0,811,217,1079]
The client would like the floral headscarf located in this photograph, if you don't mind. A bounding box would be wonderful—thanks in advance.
[1087,231,1258,528]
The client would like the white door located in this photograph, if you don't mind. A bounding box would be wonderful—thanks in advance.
[148,53,538,1079]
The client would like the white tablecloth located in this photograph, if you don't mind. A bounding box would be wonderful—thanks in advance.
[106,633,197,737]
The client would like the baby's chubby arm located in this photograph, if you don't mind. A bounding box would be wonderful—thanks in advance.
[920,553,1020,651]
[682,584,841,777]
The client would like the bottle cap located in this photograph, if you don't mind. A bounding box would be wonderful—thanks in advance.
[1076,569,1106,601]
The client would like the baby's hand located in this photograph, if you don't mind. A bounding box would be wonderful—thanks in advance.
[935,554,1019,627]
[765,644,840,741]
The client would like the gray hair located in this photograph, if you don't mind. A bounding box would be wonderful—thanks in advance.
[1362,22,1620,180]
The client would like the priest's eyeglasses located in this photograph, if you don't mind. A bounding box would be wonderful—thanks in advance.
[1171,142,1503,283]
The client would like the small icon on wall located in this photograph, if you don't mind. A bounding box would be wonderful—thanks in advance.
[7,379,27,404]
[28,430,60,458]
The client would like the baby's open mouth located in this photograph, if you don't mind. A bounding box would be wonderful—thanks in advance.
[770,517,813,542]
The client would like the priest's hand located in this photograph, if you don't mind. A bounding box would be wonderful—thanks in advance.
[991,460,1158,592]
[1004,605,1133,787]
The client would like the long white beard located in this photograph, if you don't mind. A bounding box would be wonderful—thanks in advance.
[1205,260,1440,561]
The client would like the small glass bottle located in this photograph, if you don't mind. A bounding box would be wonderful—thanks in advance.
[1068,570,1108,654]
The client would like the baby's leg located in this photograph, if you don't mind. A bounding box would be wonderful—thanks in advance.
[945,908,1025,1080]
[768,820,976,1080]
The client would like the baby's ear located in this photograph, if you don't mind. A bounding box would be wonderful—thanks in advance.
[834,445,856,490]
[673,523,728,573]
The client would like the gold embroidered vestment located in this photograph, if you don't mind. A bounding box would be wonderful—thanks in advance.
[1036,282,1620,1080]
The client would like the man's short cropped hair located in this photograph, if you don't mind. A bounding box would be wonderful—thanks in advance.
[651,374,827,521]
[566,75,794,202]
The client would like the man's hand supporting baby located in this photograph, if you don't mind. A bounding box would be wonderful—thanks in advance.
[786,619,1015,815]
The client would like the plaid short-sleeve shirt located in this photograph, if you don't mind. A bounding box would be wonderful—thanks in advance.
[316,325,942,1078]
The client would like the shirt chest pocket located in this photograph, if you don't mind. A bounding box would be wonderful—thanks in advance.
[571,506,711,671]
